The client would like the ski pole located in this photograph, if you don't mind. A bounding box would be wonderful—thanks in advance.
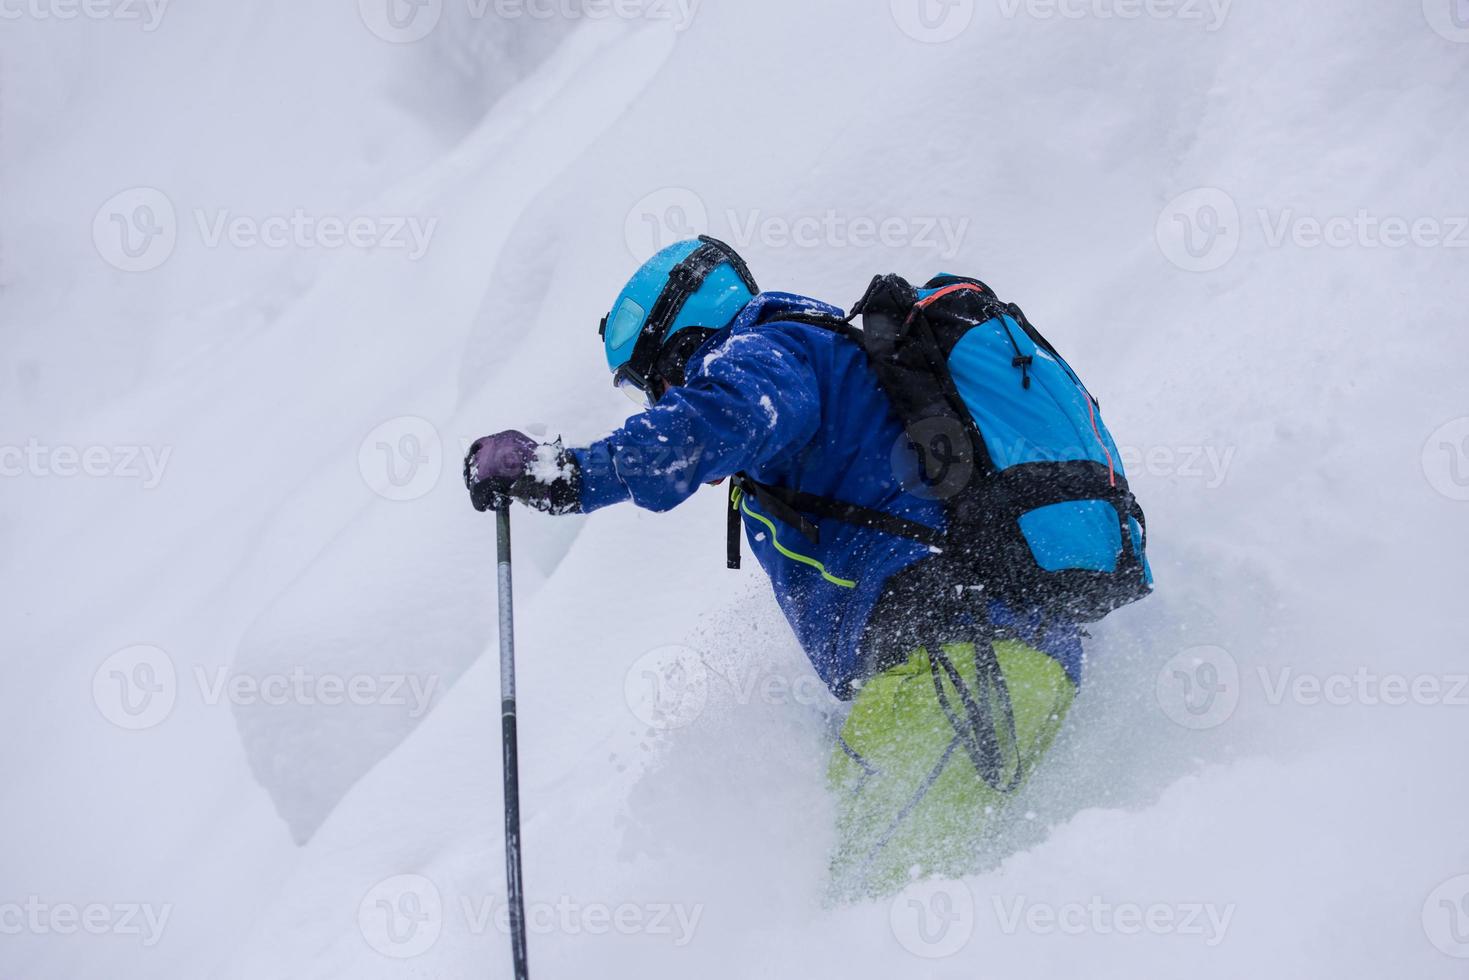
[495,503,529,980]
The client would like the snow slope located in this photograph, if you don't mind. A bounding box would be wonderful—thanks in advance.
[3,2,1467,978]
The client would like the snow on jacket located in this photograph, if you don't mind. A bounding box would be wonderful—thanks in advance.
[571,292,1082,696]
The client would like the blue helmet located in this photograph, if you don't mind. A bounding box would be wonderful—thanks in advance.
[600,236,758,401]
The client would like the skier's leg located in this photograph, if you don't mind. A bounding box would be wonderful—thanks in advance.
[826,639,1075,899]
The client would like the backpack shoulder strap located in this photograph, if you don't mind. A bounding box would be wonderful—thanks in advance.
[848,274,918,352]
[760,310,863,343]
[719,279,952,577]
[730,475,946,552]
[756,481,947,550]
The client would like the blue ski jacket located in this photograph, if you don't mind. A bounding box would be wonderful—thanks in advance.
[571,292,1083,697]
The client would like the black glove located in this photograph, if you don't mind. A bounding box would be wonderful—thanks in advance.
[463,430,581,515]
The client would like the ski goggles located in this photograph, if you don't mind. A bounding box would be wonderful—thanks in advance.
[613,362,655,407]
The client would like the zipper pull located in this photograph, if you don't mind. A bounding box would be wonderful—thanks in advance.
[1012,354,1034,389]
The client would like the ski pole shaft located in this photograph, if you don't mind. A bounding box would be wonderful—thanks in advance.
[495,504,529,980]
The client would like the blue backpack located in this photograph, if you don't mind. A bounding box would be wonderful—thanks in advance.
[735,273,1152,623]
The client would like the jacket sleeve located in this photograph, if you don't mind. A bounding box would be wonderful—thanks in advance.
[571,330,822,513]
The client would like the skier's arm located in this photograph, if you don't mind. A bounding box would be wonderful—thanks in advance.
[571,331,821,513]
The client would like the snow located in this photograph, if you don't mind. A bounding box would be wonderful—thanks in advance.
[3,3,1468,980]
[527,441,575,485]
[694,330,770,374]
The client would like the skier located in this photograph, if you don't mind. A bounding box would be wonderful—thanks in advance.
[465,236,1148,896]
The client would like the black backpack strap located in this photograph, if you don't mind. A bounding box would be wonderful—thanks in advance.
[727,481,743,570]
[731,476,946,551]
[928,637,1022,793]
[731,475,821,544]
[727,476,800,573]
[767,485,947,550]
[766,311,863,341]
